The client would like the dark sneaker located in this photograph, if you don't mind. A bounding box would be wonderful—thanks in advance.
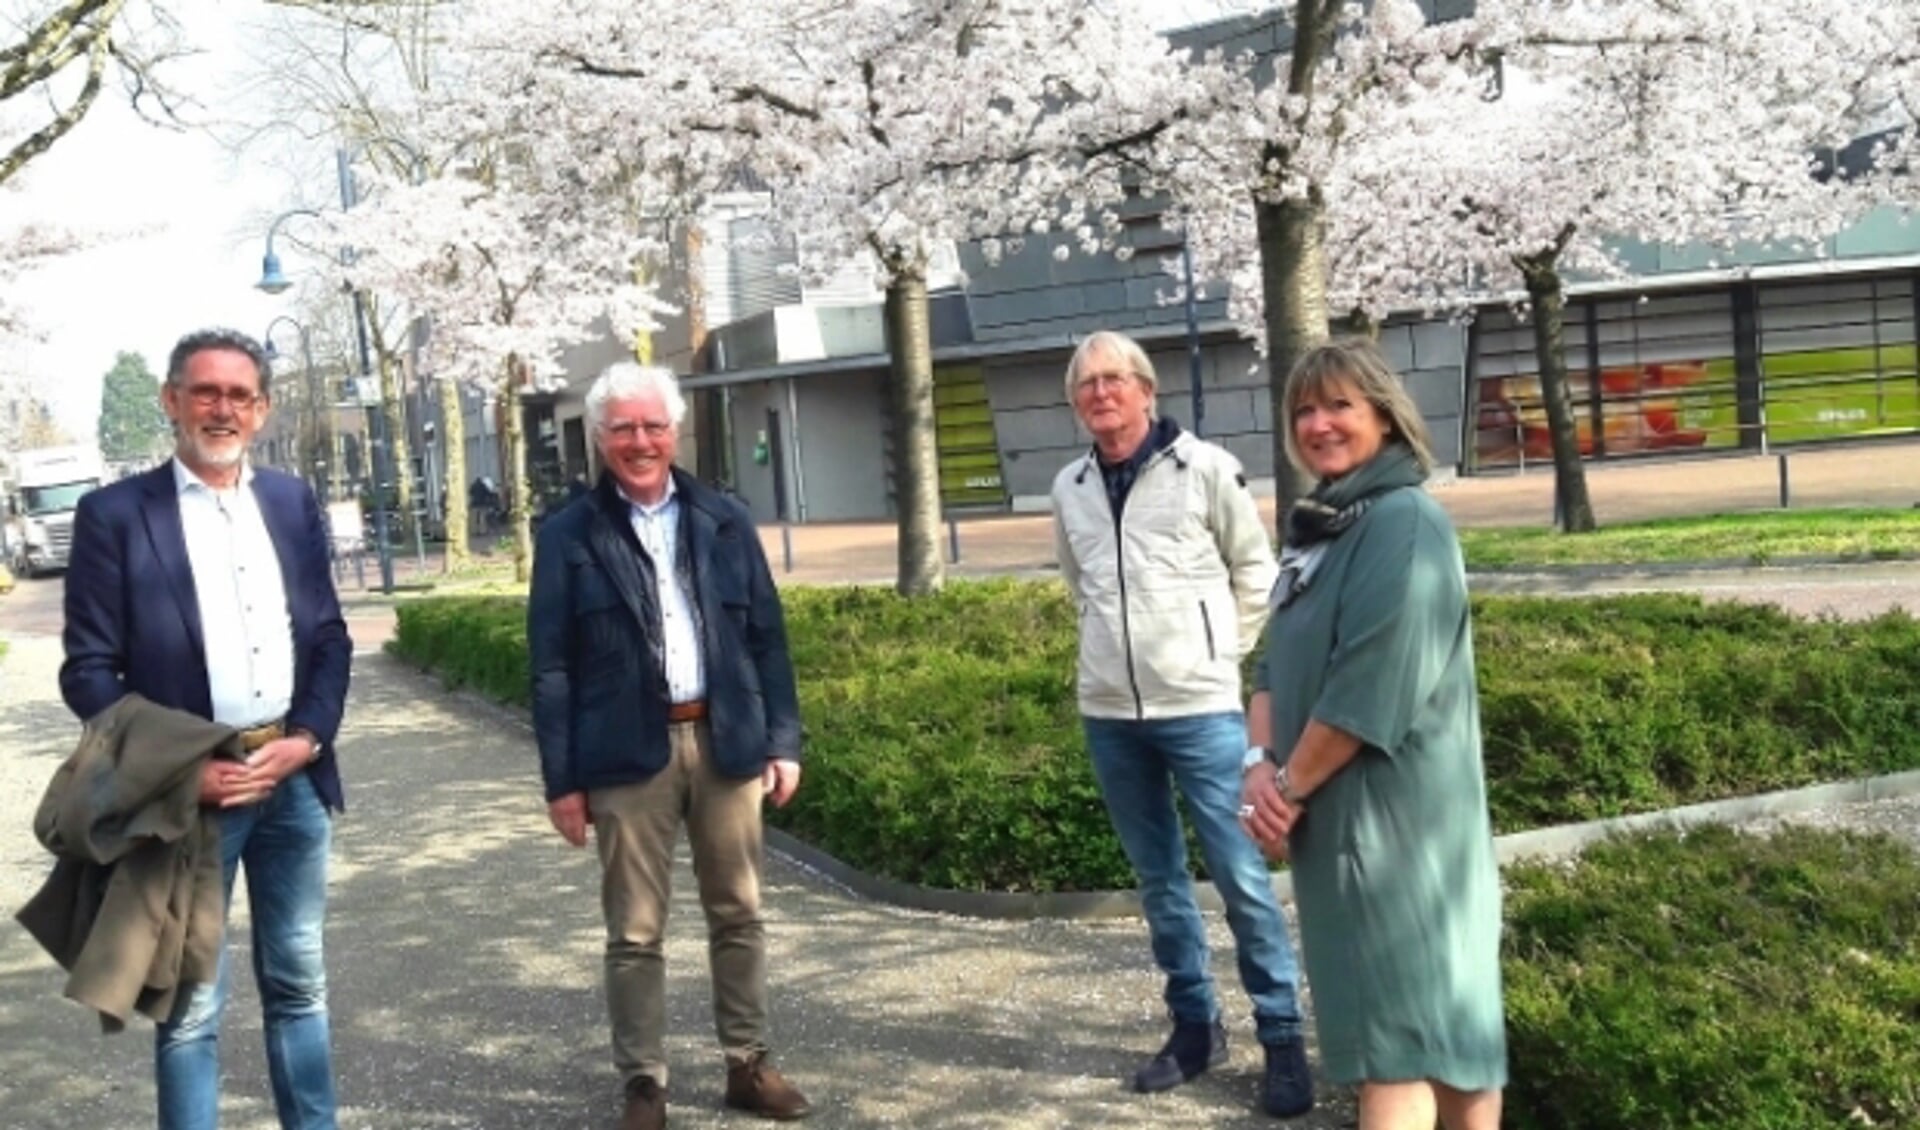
[1261,1037,1315,1118]
[1132,1018,1229,1093]
[725,1052,812,1120]
[620,1075,666,1130]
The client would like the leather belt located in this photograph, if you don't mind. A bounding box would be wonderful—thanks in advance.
[237,719,286,751]
[666,700,708,724]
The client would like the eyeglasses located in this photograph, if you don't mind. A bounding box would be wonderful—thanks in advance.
[180,384,264,410]
[603,420,674,441]
[1074,371,1137,395]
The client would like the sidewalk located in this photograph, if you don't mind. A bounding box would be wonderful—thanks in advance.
[751,439,1920,587]
[338,439,1920,595]
[0,636,1353,1130]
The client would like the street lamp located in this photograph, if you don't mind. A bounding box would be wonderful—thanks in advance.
[257,208,322,297]
[256,201,397,593]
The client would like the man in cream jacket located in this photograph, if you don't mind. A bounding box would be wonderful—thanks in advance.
[1051,331,1313,1120]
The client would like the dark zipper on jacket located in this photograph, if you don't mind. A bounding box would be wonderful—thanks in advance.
[1199,600,1216,662]
[1107,446,1181,721]
[1112,483,1145,720]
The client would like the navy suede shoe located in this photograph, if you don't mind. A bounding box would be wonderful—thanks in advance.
[1132,1018,1229,1093]
[1261,1036,1315,1118]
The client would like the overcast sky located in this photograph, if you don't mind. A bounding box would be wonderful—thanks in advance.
[5,0,1247,441]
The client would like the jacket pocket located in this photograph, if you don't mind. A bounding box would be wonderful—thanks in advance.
[1198,600,1217,662]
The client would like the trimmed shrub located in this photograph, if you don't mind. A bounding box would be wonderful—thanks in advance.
[1475,595,1920,831]
[389,596,529,706]
[1504,825,1920,1129]
[390,584,1920,892]
[778,581,1132,892]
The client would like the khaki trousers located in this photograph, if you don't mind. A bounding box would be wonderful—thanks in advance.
[588,721,766,1087]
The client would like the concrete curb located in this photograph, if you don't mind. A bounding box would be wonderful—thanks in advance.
[769,768,1920,921]
[1467,552,1920,585]
[1490,767,1920,864]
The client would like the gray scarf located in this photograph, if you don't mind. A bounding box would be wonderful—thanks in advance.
[1272,444,1426,610]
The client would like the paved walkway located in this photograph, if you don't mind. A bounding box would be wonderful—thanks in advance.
[0,635,1354,1130]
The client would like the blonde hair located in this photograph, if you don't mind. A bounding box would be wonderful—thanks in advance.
[1281,337,1434,474]
[1063,330,1159,420]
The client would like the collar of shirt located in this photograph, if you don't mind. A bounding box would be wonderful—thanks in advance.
[616,474,678,521]
[172,456,255,498]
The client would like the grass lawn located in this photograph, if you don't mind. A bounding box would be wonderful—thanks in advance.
[1459,507,1920,568]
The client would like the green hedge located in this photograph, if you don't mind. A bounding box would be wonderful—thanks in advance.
[390,582,1920,892]
[1505,825,1920,1128]
[390,596,531,706]
[1475,595,1920,830]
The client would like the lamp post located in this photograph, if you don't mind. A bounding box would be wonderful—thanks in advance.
[261,314,331,501]
[256,202,397,594]
[334,143,431,574]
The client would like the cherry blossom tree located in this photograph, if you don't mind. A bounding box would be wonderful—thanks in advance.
[334,155,670,581]
[1139,0,1881,529]
[1122,0,1487,512]
[1358,0,1876,531]
[447,0,1167,595]
[234,0,478,564]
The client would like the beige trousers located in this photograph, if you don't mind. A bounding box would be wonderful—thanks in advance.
[588,721,766,1087]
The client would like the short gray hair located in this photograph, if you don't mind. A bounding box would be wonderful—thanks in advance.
[586,363,687,435]
[1064,330,1159,420]
[168,328,273,397]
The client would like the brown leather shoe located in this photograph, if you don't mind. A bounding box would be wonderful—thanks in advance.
[620,1075,666,1130]
[724,1052,811,1120]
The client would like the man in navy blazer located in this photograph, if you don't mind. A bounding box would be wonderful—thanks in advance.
[60,328,352,1130]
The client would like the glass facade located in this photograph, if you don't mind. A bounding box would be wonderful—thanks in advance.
[1468,268,1920,471]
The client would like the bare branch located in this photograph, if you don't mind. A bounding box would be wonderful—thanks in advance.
[1,24,109,187]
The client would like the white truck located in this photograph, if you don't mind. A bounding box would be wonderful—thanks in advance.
[3,445,105,577]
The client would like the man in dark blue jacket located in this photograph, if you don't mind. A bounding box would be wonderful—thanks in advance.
[60,327,352,1130]
[528,363,808,1130]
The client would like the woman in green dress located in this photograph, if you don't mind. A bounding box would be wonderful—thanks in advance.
[1239,338,1507,1130]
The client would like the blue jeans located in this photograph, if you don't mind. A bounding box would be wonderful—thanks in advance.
[1084,712,1304,1045]
[156,771,338,1130]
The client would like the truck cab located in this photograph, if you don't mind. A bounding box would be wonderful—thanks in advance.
[4,446,105,577]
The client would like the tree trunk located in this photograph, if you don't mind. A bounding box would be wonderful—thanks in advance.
[376,349,415,543]
[310,366,336,503]
[882,269,945,596]
[1517,253,1597,533]
[1257,191,1327,532]
[501,358,532,582]
[439,377,469,572]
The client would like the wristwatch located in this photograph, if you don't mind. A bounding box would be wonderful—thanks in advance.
[1275,763,1307,809]
[1242,745,1307,806]
[291,727,322,764]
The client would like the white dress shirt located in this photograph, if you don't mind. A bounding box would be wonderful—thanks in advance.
[621,478,706,704]
[174,459,296,727]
